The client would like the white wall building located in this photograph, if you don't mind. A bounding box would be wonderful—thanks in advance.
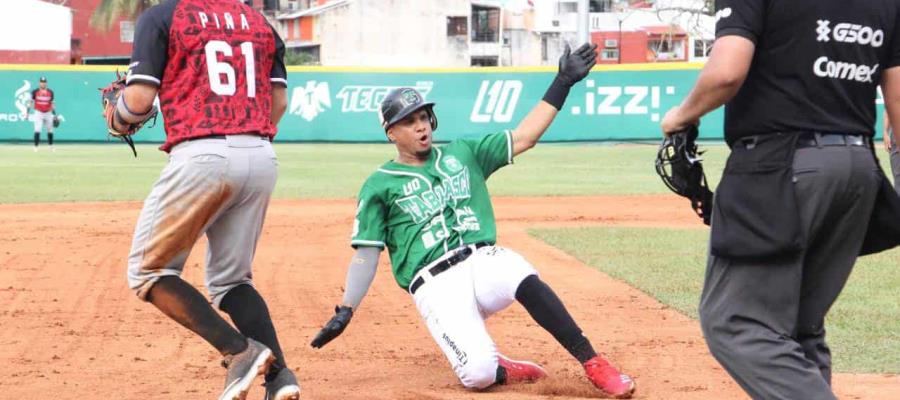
[271,0,713,67]
[0,0,72,64]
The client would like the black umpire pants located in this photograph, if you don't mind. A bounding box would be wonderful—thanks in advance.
[699,144,880,400]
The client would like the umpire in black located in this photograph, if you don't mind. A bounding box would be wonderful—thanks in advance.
[661,1,900,399]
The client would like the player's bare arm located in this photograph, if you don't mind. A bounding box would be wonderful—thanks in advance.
[884,111,893,151]
[512,43,597,157]
[882,68,900,149]
[271,86,287,125]
[661,36,755,135]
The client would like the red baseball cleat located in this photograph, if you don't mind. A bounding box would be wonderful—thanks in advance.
[583,355,635,398]
[498,354,548,383]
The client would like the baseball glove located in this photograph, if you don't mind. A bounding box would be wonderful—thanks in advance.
[99,71,158,157]
[52,114,61,128]
[655,125,714,225]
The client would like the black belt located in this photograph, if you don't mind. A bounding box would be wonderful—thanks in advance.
[408,242,492,295]
[184,134,271,142]
[796,132,870,148]
[735,132,871,150]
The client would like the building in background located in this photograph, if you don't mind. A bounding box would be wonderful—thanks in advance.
[0,0,713,66]
[68,0,135,64]
[0,0,72,64]
[273,0,712,67]
[536,0,713,65]
[276,0,474,67]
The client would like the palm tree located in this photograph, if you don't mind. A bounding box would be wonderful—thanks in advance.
[90,0,161,31]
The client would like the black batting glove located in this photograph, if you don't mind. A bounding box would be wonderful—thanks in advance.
[556,42,599,87]
[310,305,353,348]
[544,42,599,109]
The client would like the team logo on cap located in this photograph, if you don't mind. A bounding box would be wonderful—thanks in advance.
[400,89,421,107]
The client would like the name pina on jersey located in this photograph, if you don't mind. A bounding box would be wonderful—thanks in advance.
[197,11,251,30]
[812,20,881,83]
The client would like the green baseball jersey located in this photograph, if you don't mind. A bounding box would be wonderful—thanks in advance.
[351,130,514,289]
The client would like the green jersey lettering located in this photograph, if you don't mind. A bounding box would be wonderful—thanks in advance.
[350,130,514,289]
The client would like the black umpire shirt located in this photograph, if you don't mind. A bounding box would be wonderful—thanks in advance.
[716,0,900,146]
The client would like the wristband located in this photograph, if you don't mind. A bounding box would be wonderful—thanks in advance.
[542,76,572,110]
[116,94,155,124]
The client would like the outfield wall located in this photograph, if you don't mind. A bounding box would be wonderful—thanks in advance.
[0,64,887,143]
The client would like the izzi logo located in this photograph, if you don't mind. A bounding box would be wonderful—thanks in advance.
[0,80,32,123]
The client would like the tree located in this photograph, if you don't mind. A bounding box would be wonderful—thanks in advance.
[284,50,318,66]
[651,0,715,39]
[90,0,161,31]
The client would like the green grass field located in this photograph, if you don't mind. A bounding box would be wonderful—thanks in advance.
[533,227,900,374]
[3,141,898,373]
[0,142,729,203]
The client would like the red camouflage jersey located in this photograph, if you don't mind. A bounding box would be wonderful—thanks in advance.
[126,0,287,152]
[31,88,54,113]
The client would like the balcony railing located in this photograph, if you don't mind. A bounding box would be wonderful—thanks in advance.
[472,30,499,43]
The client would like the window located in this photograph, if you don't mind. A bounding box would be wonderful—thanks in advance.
[447,16,467,37]
[590,0,616,12]
[472,6,500,42]
[559,2,577,13]
[601,49,619,60]
[693,39,713,58]
[541,36,548,62]
[648,38,685,61]
[284,45,320,65]
[471,56,499,67]
[120,21,135,43]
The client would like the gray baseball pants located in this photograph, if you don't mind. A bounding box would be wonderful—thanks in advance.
[699,144,880,400]
[127,134,277,308]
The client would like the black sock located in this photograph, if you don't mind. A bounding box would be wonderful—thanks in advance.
[48,133,53,145]
[34,132,39,147]
[146,276,247,356]
[220,284,287,381]
[495,364,508,385]
[515,275,597,364]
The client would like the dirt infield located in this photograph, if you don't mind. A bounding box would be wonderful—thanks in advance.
[1,196,897,399]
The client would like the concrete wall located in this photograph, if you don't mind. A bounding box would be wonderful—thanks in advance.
[68,0,134,62]
[0,0,72,64]
[316,0,471,67]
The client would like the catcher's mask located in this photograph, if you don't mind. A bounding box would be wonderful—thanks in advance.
[655,125,714,225]
[379,87,437,132]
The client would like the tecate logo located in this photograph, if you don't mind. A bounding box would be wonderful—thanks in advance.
[817,20,884,48]
[813,56,878,83]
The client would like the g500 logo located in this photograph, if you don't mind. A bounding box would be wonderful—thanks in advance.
[816,20,884,48]
[470,80,522,123]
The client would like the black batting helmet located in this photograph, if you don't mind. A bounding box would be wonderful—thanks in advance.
[379,87,437,132]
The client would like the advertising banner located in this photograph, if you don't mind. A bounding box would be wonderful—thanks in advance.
[0,64,887,143]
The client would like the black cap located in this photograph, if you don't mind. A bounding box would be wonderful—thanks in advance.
[39,77,47,82]
[379,87,437,131]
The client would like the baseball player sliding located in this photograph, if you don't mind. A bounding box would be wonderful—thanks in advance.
[311,43,635,398]
[108,1,298,399]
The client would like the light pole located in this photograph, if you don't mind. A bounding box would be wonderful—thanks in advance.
[613,1,633,64]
